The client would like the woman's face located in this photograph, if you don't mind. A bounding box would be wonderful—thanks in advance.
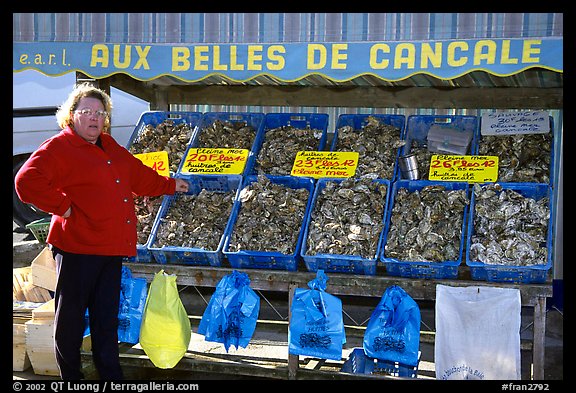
[72,96,108,144]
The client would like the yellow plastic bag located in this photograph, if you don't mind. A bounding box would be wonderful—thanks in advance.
[139,270,191,369]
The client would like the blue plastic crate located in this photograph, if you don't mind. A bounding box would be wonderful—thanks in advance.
[301,178,391,275]
[380,180,469,279]
[331,114,406,180]
[341,348,419,378]
[125,195,168,264]
[179,112,265,176]
[476,116,555,188]
[466,183,553,284]
[126,111,202,149]
[249,113,329,176]
[147,174,242,267]
[400,115,479,180]
[223,175,315,271]
[126,111,202,173]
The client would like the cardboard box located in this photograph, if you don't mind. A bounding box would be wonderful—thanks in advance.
[31,247,57,292]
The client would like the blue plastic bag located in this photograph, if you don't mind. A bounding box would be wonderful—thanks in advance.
[198,270,260,352]
[82,266,148,344]
[363,285,420,367]
[118,266,148,344]
[288,270,346,361]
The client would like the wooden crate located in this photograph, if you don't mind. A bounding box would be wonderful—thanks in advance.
[13,267,52,303]
[31,247,57,292]
[25,300,59,376]
[13,323,31,372]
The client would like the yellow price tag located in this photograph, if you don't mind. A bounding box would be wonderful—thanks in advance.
[134,151,170,177]
[291,151,359,179]
[428,155,499,183]
[180,148,249,175]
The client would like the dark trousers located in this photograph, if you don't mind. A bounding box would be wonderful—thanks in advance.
[51,247,124,380]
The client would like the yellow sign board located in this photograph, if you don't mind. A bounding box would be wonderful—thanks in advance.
[291,151,359,179]
[428,155,499,183]
[134,151,170,177]
[180,148,249,175]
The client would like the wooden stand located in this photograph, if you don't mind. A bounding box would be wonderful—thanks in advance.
[124,263,553,380]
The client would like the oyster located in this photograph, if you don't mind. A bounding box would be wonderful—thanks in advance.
[152,189,235,251]
[129,119,194,172]
[305,178,388,259]
[469,183,550,266]
[477,133,552,183]
[196,119,257,150]
[255,126,323,175]
[334,116,405,179]
[384,185,469,262]
[227,175,310,254]
[134,195,163,245]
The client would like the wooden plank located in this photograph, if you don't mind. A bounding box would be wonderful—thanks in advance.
[532,296,547,380]
[125,263,553,306]
[287,283,298,380]
[81,346,397,380]
[13,323,31,372]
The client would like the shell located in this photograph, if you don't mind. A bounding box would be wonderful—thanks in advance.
[152,189,235,251]
[255,126,323,176]
[134,195,163,245]
[305,178,387,259]
[227,175,310,254]
[196,119,257,150]
[469,183,550,266]
[129,119,194,173]
[477,133,552,183]
[333,116,405,179]
[384,185,469,262]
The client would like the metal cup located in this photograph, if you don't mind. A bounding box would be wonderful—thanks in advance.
[398,153,420,180]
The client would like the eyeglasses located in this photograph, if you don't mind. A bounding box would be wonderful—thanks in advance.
[74,108,109,118]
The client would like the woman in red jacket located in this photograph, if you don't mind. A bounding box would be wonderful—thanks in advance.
[15,82,189,380]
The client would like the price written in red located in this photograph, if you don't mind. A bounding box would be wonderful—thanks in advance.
[428,155,499,182]
[134,151,170,177]
[182,148,248,174]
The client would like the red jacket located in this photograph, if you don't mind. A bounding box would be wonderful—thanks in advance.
[15,126,176,257]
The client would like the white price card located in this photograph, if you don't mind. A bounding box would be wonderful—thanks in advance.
[481,111,549,135]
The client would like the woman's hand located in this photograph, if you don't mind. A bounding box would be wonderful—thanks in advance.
[174,178,190,193]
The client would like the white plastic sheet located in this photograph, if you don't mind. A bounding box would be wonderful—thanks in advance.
[435,284,521,380]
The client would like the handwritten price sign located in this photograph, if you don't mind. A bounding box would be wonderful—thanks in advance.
[134,151,170,177]
[181,148,249,174]
[291,151,359,179]
[428,155,499,182]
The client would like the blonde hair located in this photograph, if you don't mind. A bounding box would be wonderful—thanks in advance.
[56,82,113,133]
